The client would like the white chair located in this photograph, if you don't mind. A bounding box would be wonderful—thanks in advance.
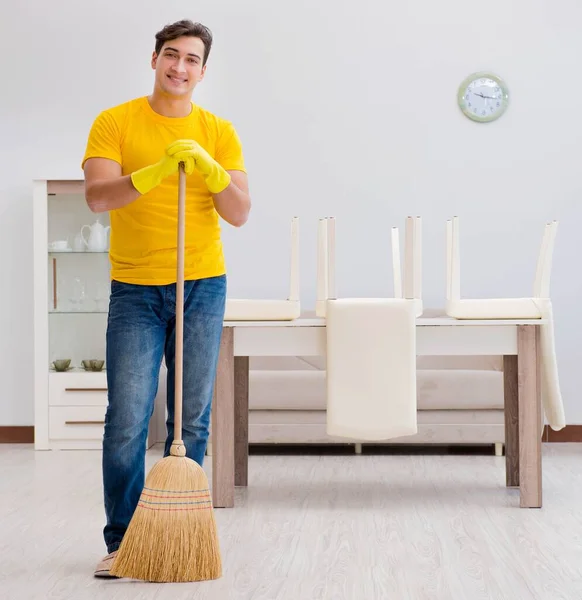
[314,216,421,440]
[224,216,300,321]
[446,216,557,319]
[316,216,423,317]
[445,216,565,431]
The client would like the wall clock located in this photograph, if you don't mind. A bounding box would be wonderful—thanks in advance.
[457,72,509,123]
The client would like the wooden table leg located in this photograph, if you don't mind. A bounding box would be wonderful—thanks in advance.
[211,327,235,508]
[503,355,519,487]
[517,325,542,508]
[235,356,249,487]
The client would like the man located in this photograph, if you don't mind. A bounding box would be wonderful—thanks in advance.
[82,19,251,577]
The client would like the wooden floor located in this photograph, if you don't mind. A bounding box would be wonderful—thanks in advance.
[1,443,582,599]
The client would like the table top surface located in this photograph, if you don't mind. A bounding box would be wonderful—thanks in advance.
[224,312,547,327]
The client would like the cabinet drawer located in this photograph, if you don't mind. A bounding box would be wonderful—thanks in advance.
[49,406,107,441]
[49,372,108,406]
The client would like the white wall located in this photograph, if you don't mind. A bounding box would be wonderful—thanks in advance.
[1,0,581,425]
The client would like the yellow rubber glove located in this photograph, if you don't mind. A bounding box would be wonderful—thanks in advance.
[166,139,231,194]
[130,147,195,196]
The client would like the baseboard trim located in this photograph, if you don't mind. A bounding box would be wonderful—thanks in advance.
[0,426,34,443]
[544,425,582,442]
[0,425,580,444]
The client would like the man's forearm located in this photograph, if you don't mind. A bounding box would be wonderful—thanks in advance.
[85,175,141,213]
[212,180,251,227]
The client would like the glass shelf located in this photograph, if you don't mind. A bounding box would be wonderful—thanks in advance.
[49,368,107,373]
[49,310,108,314]
[48,250,108,254]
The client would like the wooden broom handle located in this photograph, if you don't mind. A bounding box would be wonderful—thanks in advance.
[171,164,186,456]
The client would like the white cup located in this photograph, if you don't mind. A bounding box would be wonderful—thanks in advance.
[49,240,69,251]
[72,233,85,252]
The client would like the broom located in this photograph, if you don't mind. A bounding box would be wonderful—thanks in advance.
[109,163,222,582]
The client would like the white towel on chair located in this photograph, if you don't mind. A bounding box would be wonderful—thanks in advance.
[325,298,417,440]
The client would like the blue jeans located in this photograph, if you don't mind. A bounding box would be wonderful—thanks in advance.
[102,275,226,554]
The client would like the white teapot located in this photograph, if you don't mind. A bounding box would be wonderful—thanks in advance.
[81,218,110,252]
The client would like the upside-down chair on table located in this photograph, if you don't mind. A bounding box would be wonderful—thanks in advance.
[316,216,423,440]
[224,216,300,321]
[445,216,566,431]
[316,215,423,318]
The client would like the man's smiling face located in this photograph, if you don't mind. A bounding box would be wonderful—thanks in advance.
[151,35,206,97]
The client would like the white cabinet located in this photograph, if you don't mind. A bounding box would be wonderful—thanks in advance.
[33,179,164,450]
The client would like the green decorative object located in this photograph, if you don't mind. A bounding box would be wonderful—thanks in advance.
[457,72,509,123]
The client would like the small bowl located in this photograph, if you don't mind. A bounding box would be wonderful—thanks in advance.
[53,359,71,372]
[82,359,105,372]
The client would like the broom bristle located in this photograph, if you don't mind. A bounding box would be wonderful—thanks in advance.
[109,455,222,582]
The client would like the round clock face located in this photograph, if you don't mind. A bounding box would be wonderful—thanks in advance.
[458,72,509,123]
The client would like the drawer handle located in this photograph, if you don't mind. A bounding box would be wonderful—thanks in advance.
[65,420,105,425]
[65,387,108,392]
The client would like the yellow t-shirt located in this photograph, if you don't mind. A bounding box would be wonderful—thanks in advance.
[81,96,246,285]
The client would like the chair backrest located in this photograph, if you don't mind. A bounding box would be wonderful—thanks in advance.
[414,216,422,301]
[288,216,300,302]
[317,216,421,303]
[446,216,461,301]
[446,216,559,301]
[317,216,336,302]
[533,220,558,298]
[391,226,402,298]
[396,216,422,300]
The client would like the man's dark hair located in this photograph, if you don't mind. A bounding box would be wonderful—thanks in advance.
[154,20,213,65]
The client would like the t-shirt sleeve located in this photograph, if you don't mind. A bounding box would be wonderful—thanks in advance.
[81,110,122,170]
[214,121,246,173]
